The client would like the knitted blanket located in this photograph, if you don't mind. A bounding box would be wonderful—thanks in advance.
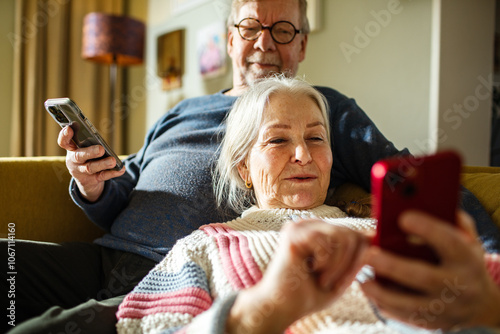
[116,205,500,334]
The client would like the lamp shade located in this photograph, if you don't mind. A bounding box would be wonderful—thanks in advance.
[82,12,145,66]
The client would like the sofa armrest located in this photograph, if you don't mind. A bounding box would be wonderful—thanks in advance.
[0,156,105,243]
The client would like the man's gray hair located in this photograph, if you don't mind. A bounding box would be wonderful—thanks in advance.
[214,75,330,213]
[227,0,310,34]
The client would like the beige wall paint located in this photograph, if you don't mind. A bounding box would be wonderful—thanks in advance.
[433,0,495,165]
[0,0,15,157]
[300,0,433,156]
[304,0,494,165]
[303,0,494,166]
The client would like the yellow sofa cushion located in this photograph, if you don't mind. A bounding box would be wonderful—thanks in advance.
[0,156,104,243]
[462,166,500,227]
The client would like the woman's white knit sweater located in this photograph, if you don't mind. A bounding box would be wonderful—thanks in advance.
[116,205,500,334]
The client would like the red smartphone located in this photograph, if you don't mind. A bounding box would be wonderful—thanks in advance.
[371,151,462,288]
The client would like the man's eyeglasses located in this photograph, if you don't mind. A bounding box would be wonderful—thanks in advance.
[234,18,302,45]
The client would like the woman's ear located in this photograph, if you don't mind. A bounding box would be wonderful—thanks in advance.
[237,161,249,184]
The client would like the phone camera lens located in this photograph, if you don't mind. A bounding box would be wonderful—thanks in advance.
[55,112,69,123]
[402,183,417,198]
[48,106,58,115]
[49,106,69,123]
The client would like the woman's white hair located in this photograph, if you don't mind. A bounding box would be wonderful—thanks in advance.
[214,75,330,214]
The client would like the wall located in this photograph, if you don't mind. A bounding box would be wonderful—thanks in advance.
[0,0,15,157]
[433,0,495,165]
[305,0,494,165]
[300,0,433,157]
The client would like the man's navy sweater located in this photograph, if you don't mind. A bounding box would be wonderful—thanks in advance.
[70,88,500,261]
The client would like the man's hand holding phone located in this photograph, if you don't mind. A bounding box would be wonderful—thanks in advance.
[45,97,126,202]
[58,126,126,202]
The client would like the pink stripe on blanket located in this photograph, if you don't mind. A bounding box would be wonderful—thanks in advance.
[116,287,212,319]
[201,223,262,289]
[486,253,500,286]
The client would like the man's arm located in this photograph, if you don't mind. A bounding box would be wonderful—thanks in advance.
[64,113,167,231]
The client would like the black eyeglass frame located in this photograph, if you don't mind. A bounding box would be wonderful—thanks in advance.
[234,18,303,45]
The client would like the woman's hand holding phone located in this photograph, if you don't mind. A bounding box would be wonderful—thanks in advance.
[362,151,500,329]
[227,220,370,334]
[361,210,500,330]
[58,126,126,202]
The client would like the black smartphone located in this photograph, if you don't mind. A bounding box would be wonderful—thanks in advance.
[44,97,124,171]
[370,151,462,291]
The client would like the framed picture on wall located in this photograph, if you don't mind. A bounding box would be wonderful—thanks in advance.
[197,22,227,79]
[157,29,185,90]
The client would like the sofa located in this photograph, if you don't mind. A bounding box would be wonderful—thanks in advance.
[1,156,499,243]
[0,156,103,242]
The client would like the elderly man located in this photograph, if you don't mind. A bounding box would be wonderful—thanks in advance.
[4,0,499,333]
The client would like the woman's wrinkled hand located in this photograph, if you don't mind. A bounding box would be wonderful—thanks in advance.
[227,218,370,334]
[361,210,500,330]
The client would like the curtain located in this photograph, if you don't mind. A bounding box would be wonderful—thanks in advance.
[11,0,126,156]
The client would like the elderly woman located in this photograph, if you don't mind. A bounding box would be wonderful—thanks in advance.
[116,76,500,334]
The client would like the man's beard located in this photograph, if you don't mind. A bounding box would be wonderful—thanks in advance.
[244,52,291,84]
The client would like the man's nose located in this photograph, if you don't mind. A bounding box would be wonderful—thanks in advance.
[253,28,277,52]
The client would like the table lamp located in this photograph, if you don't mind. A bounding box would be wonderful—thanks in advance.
[81,12,145,148]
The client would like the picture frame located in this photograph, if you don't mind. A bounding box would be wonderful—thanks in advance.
[157,29,185,90]
[197,22,227,79]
